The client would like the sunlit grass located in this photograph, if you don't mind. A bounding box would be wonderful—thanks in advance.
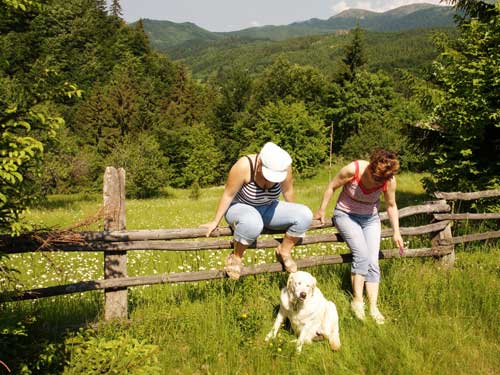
[3,166,499,374]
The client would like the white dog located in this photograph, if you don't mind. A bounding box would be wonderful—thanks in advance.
[265,271,341,353]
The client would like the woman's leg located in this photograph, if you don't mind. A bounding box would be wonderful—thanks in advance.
[262,201,312,253]
[224,204,264,279]
[261,201,312,272]
[333,209,371,319]
[225,203,264,251]
[362,215,384,323]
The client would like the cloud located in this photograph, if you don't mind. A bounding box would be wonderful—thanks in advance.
[250,20,261,27]
[330,0,445,15]
[331,1,349,15]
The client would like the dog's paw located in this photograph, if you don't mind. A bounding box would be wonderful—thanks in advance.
[264,332,274,342]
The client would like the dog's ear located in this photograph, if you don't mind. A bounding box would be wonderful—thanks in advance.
[311,276,317,296]
[287,273,295,291]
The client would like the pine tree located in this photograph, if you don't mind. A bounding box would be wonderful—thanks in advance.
[95,0,107,12]
[110,0,122,17]
[446,0,495,22]
[341,24,367,82]
[424,0,500,192]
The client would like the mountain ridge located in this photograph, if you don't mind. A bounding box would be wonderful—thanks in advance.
[138,3,456,52]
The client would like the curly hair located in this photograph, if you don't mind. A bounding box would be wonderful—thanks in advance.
[368,149,400,180]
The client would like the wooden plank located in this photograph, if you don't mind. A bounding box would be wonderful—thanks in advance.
[433,213,500,220]
[434,189,500,200]
[382,220,450,237]
[103,167,127,321]
[379,201,450,221]
[440,230,500,245]
[70,201,452,240]
[431,222,455,268]
[0,201,451,250]
[1,222,450,253]
[0,246,453,302]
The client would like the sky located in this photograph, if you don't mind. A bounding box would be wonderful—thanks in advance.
[116,0,448,32]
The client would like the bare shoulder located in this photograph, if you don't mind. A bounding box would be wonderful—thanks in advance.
[387,175,397,189]
[338,161,357,178]
[226,155,253,186]
[357,160,370,173]
[231,155,252,174]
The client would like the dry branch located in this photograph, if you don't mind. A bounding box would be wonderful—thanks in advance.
[0,246,453,302]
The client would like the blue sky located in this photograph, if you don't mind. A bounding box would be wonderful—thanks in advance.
[117,0,448,32]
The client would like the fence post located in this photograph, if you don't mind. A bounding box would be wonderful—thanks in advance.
[432,222,455,269]
[103,166,127,320]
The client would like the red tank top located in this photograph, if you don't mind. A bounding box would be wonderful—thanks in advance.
[336,161,388,215]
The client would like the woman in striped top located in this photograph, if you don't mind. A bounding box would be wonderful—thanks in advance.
[202,142,312,280]
[314,149,404,324]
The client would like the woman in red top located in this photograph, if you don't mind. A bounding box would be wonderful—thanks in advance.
[315,149,404,324]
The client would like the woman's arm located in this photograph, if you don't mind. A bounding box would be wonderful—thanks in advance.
[314,163,355,224]
[281,165,295,202]
[384,177,405,254]
[201,158,247,236]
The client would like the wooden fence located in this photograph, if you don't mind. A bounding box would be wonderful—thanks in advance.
[1,167,499,321]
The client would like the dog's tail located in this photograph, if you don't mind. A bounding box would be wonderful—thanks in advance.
[327,302,341,351]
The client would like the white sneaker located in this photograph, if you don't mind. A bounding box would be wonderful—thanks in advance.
[370,307,385,325]
[350,301,365,320]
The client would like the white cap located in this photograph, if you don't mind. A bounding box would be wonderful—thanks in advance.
[259,142,292,183]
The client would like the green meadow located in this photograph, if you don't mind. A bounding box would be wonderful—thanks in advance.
[2,167,499,374]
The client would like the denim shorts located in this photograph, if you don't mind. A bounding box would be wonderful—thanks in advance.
[225,200,313,246]
[333,208,381,282]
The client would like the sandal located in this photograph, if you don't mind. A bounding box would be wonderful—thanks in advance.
[350,300,366,321]
[275,248,298,273]
[369,306,385,325]
[224,253,242,280]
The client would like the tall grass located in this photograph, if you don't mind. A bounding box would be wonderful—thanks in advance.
[2,166,499,374]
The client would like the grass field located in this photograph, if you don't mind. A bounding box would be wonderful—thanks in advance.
[1,166,499,374]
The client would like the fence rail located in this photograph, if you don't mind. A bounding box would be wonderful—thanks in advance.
[1,167,499,320]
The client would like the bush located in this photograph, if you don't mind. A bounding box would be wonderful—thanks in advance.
[105,133,170,199]
[425,7,500,192]
[339,112,421,170]
[166,123,223,188]
[239,100,328,178]
[63,329,161,375]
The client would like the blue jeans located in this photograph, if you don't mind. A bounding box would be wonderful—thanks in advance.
[225,201,313,246]
[333,209,381,282]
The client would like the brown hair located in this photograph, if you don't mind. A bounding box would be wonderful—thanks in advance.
[368,149,400,180]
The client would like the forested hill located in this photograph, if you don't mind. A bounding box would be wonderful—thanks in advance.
[139,19,223,53]
[140,3,456,52]
[2,0,497,241]
[167,27,457,80]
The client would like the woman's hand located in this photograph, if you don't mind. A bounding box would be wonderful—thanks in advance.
[393,231,405,256]
[314,209,326,225]
[200,221,219,237]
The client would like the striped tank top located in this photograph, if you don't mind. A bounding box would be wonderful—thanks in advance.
[336,160,388,215]
[233,155,282,206]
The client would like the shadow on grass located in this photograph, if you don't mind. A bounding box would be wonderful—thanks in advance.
[32,193,100,210]
[0,294,101,374]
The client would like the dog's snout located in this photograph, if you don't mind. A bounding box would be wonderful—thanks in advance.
[300,291,307,299]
